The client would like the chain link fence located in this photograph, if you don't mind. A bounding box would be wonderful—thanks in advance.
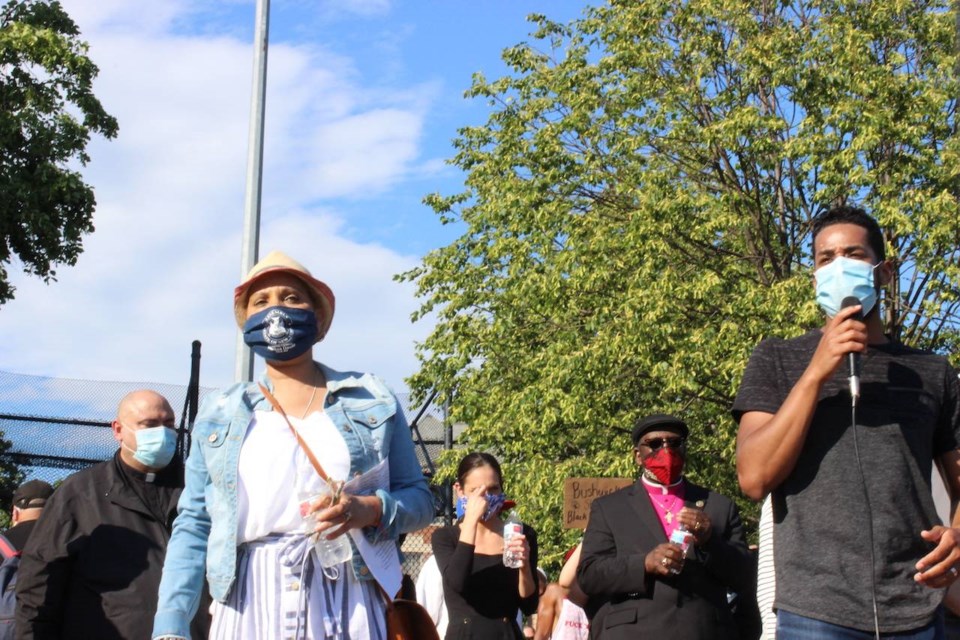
[0,368,452,581]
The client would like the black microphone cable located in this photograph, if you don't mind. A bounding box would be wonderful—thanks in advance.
[851,400,881,640]
[840,297,879,638]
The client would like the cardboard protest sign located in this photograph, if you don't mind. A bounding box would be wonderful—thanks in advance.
[563,477,633,529]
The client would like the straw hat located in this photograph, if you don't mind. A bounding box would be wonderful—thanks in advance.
[233,251,335,340]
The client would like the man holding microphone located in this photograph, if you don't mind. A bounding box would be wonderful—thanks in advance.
[734,206,960,638]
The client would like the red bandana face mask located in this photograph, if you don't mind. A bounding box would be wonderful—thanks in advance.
[642,448,685,485]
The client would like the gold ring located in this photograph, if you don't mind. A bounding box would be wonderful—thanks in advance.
[661,557,668,567]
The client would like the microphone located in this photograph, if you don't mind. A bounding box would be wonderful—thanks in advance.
[841,296,863,407]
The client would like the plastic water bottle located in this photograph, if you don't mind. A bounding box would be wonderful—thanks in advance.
[310,520,352,569]
[668,523,692,575]
[669,522,691,553]
[503,511,524,569]
[299,486,352,569]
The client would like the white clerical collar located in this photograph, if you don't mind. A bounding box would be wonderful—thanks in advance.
[641,475,685,495]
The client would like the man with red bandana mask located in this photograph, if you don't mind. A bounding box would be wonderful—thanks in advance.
[577,414,754,640]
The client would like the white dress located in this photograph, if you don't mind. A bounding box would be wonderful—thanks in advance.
[208,410,386,640]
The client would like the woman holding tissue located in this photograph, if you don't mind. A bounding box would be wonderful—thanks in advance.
[152,251,434,640]
[432,452,539,640]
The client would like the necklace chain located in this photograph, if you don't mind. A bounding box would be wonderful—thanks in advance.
[300,366,319,420]
[648,492,681,524]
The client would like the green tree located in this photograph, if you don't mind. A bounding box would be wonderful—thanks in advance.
[0,467,22,528]
[401,0,960,568]
[0,0,118,305]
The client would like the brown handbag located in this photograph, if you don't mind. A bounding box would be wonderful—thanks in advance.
[258,383,441,640]
[385,596,441,640]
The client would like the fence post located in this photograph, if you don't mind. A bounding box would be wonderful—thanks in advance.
[177,340,202,460]
[443,398,453,526]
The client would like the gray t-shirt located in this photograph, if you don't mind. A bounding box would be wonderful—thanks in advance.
[732,329,960,632]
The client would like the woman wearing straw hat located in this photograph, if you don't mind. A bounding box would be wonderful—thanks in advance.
[152,251,434,640]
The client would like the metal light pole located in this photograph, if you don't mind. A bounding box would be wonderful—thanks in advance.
[234,0,270,383]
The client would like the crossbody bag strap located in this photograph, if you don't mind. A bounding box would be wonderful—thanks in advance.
[375,580,394,604]
[257,382,408,607]
[259,384,403,601]
[257,382,330,484]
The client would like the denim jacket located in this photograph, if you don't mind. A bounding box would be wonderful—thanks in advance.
[152,363,434,639]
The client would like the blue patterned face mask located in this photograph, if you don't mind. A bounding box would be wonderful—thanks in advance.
[455,493,508,521]
[242,306,318,361]
[815,257,879,317]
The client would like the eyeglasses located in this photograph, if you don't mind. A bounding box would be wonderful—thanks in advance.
[638,437,686,451]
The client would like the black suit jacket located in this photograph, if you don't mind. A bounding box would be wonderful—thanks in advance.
[577,480,752,640]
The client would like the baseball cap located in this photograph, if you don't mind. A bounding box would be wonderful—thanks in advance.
[13,479,54,509]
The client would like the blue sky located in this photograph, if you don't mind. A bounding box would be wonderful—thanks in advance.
[0,0,591,398]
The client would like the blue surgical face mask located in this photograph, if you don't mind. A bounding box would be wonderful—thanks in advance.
[814,257,879,317]
[455,493,508,521]
[123,427,177,469]
[243,306,318,361]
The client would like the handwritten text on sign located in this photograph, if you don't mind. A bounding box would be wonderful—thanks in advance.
[563,477,633,529]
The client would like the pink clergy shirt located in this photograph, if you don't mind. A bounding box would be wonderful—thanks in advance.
[641,476,686,539]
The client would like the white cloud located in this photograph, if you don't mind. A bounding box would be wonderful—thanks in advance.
[0,0,436,395]
[62,0,189,35]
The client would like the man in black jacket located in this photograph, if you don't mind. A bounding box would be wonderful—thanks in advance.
[577,414,753,640]
[15,390,209,640]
